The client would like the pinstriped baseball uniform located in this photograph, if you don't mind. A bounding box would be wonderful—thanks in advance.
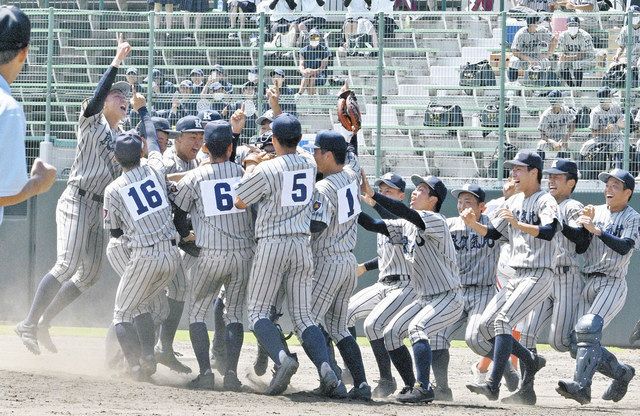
[432,214,499,353]
[236,151,318,336]
[537,106,576,145]
[474,190,560,355]
[557,29,596,71]
[521,197,585,352]
[104,151,180,324]
[509,26,553,70]
[616,25,640,67]
[173,161,255,324]
[347,208,416,342]
[382,211,463,350]
[580,104,625,156]
[309,167,361,342]
[576,204,640,327]
[50,107,122,291]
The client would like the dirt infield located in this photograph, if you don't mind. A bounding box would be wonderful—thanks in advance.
[1,331,639,416]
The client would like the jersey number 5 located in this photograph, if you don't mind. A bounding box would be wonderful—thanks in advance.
[281,168,314,207]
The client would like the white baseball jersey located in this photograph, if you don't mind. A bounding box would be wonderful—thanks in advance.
[555,197,584,268]
[616,25,640,66]
[376,219,413,281]
[386,211,460,296]
[590,104,624,141]
[236,152,317,239]
[447,214,500,286]
[163,146,198,174]
[511,26,553,58]
[538,106,576,141]
[492,190,561,270]
[172,161,255,250]
[582,204,640,278]
[557,29,595,57]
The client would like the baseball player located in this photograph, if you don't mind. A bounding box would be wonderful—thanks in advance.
[536,90,576,155]
[508,15,556,83]
[519,159,588,358]
[360,173,463,404]
[557,168,639,405]
[234,113,346,397]
[172,119,254,391]
[346,172,414,399]
[466,150,559,405]
[429,184,501,402]
[308,131,371,400]
[612,6,640,67]
[16,35,131,355]
[103,93,180,381]
[556,17,595,88]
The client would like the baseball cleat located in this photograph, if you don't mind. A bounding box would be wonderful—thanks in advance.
[223,370,244,392]
[522,353,546,386]
[317,364,348,399]
[503,362,520,392]
[629,321,640,344]
[155,348,192,374]
[37,324,58,353]
[253,346,269,376]
[397,383,435,404]
[126,364,151,382]
[348,382,372,401]
[15,321,40,355]
[139,354,157,378]
[372,377,397,398]
[265,354,299,396]
[556,379,591,405]
[602,364,635,402]
[433,385,453,402]
[466,382,499,401]
[190,370,216,390]
[502,381,536,405]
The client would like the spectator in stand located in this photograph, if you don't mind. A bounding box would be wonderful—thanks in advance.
[613,6,640,67]
[182,0,209,39]
[556,17,595,88]
[197,81,231,117]
[125,67,141,91]
[228,0,257,39]
[298,28,331,96]
[296,0,327,47]
[371,0,396,38]
[508,15,556,83]
[536,90,576,157]
[270,68,297,115]
[267,0,298,43]
[144,68,174,111]
[169,79,199,125]
[190,68,205,94]
[204,64,233,94]
[149,0,178,40]
[343,0,378,54]
[233,81,258,137]
[247,66,259,84]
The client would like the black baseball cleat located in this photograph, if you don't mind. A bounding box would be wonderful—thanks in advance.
[502,381,536,405]
[522,354,546,385]
[190,371,216,390]
[317,366,348,399]
[139,354,157,378]
[629,321,640,344]
[372,377,397,398]
[466,382,499,401]
[155,348,192,374]
[433,385,453,402]
[37,324,58,353]
[556,379,591,405]
[223,370,244,392]
[15,321,40,355]
[348,382,372,401]
[602,364,635,402]
[397,383,435,404]
[265,354,299,396]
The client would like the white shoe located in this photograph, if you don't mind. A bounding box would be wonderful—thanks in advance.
[471,362,487,385]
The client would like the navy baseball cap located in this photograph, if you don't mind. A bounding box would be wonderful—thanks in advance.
[114,130,143,166]
[599,168,635,191]
[136,116,173,136]
[143,68,162,82]
[198,110,222,124]
[309,130,347,154]
[272,68,285,77]
[243,81,257,89]
[109,81,131,97]
[190,67,204,76]
[504,150,544,172]
[375,172,406,192]
[256,109,274,125]
[126,67,138,75]
[567,16,580,26]
[179,79,193,89]
[597,86,612,99]
[543,158,578,177]
[411,175,448,204]
[0,6,30,52]
[309,28,321,38]
[204,120,233,145]
[176,115,204,133]
[212,64,225,74]
[451,183,486,202]
[271,113,302,142]
[548,89,562,104]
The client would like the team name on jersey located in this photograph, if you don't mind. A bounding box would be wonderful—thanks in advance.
[100,130,114,151]
[514,209,541,225]
[452,233,496,251]
[594,220,624,237]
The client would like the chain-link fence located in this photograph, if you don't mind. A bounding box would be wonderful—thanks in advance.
[4,4,640,189]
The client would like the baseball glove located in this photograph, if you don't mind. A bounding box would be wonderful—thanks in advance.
[178,240,201,257]
[337,89,362,134]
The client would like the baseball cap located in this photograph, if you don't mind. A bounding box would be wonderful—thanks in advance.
[212,64,225,74]
[179,79,194,88]
[451,183,486,202]
[204,120,233,145]
[309,130,347,154]
[526,15,539,25]
[504,149,543,172]
[126,67,138,75]
[176,115,204,133]
[599,168,635,192]
[190,67,204,76]
[567,16,580,26]
[597,86,612,99]
[271,68,285,77]
[411,175,448,204]
[0,6,30,52]
[548,89,562,104]
[271,113,302,142]
[114,130,143,166]
[309,28,321,38]
[243,81,257,89]
[136,116,174,136]
[256,109,275,125]
[375,172,406,192]
[109,81,131,97]
[143,68,162,82]
[198,110,222,123]
[543,158,578,177]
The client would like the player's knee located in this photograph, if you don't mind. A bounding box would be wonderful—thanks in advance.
[574,314,604,347]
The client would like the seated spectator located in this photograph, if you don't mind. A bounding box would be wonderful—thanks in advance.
[125,67,142,91]
[267,0,298,43]
[536,90,576,156]
[149,0,178,39]
[508,15,556,83]
[233,81,259,136]
[182,0,209,38]
[255,109,275,138]
[270,68,297,115]
[197,81,231,117]
[343,0,378,54]
[556,17,595,88]
[205,64,234,93]
[228,0,257,39]
[144,68,174,111]
[613,6,640,67]
[371,0,396,38]
[190,68,205,94]
[296,0,327,47]
[247,66,259,84]
[169,79,199,125]
[298,28,331,95]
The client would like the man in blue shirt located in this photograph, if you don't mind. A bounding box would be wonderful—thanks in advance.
[0,6,56,226]
[298,28,331,96]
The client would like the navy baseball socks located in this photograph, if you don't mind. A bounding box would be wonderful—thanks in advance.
[396,340,434,403]
[114,321,148,381]
[223,322,244,391]
[133,313,157,377]
[38,280,82,353]
[387,345,416,389]
[336,336,371,400]
[369,338,397,398]
[189,322,216,390]
[210,296,227,373]
[300,326,347,398]
[155,298,191,374]
[253,318,300,395]
[431,349,453,401]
